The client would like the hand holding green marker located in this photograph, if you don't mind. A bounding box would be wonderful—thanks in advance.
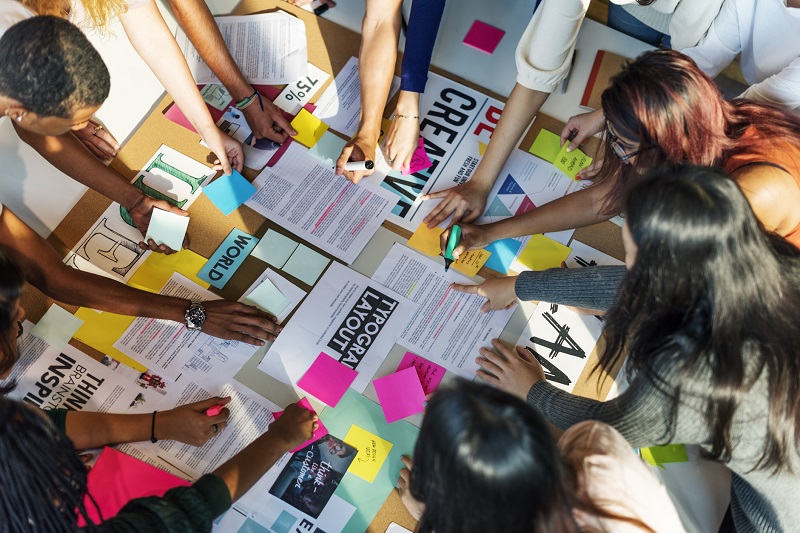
[443,224,462,272]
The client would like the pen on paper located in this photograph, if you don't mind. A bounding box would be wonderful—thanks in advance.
[343,160,374,171]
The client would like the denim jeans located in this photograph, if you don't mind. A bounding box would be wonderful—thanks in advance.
[607,3,672,48]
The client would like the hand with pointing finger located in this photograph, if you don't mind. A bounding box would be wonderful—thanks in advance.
[450,276,518,312]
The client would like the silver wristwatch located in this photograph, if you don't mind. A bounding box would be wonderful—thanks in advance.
[185,300,207,331]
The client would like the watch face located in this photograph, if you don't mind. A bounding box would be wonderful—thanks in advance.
[187,305,206,328]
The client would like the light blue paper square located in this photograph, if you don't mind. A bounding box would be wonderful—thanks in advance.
[484,238,523,274]
[250,230,299,268]
[308,130,347,167]
[31,304,84,348]
[144,208,189,250]
[203,170,257,215]
[282,244,330,286]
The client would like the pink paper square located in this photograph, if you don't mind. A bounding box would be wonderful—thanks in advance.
[81,447,190,525]
[297,352,358,407]
[397,351,446,395]
[373,367,427,423]
[402,137,433,175]
[273,398,329,453]
[463,20,505,55]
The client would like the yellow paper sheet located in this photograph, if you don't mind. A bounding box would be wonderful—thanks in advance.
[344,424,393,483]
[290,108,328,148]
[378,118,392,144]
[407,223,490,275]
[517,234,572,271]
[73,308,145,372]
[127,249,210,293]
[529,129,593,179]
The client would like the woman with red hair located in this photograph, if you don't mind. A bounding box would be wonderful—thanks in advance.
[442,50,800,256]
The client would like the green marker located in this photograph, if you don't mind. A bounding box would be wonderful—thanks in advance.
[443,225,462,272]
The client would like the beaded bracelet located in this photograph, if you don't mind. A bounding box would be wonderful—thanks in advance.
[395,114,419,119]
[235,90,262,111]
[150,411,158,443]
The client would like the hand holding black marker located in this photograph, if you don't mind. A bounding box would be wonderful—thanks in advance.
[343,160,374,171]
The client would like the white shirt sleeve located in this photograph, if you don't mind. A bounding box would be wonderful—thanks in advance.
[667,0,724,51]
[515,0,590,93]
[740,57,800,111]
[681,0,740,79]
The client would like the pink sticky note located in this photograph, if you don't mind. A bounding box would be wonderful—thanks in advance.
[81,447,190,525]
[397,351,446,395]
[297,352,358,407]
[374,367,427,423]
[274,398,329,453]
[463,20,505,55]
[402,137,433,175]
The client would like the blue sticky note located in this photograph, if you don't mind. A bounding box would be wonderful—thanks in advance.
[484,238,523,274]
[282,244,330,286]
[250,229,299,268]
[202,170,257,216]
[198,228,259,289]
[308,130,347,167]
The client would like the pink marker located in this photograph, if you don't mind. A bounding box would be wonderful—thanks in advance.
[205,404,225,417]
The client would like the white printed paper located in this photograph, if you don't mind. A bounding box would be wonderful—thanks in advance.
[372,244,515,380]
[313,56,400,138]
[240,268,306,324]
[259,262,418,392]
[514,301,604,392]
[177,12,307,85]
[113,273,257,384]
[245,142,396,264]
[274,63,331,115]
[565,240,624,269]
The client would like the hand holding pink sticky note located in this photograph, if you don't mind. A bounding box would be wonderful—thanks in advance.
[402,137,432,175]
[273,398,329,453]
[297,352,358,407]
[397,351,446,395]
[373,367,427,423]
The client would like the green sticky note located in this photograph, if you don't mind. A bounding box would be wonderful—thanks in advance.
[320,390,419,533]
[251,230,299,268]
[31,304,84,348]
[529,129,562,162]
[242,279,290,317]
[640,444,689,469]
[290,108,328,148]
[144,208,189,250]
[553,142,593,179]
[517,234,572,271]
[308,130,347,167]
[282,244,330,286]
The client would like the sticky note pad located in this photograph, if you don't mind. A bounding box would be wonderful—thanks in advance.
[529,129,563,162]
[452,249,491,276]
[402,137,432,175]
[397,352,445,395]
[553,142,593,179]
[202,170,257,215]
[484,238,523,274]
[517,234,572,271]
[144,208,189,251]
[242,278,290,317]
[344,425,393,482]
[31,304,84,348]
[274,398,329,453]
[298,352,358,406]
[290,108,328,148]
[282,244,330,286]
[251,230,299,268]
[373,367,427,423]
[640,444,689,469]
[463,20,505,54]
[408,223,444,257]
[308,130,347,167]
[198,228,259,289]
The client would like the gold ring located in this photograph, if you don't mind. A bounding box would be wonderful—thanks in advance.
[93,124,103,136]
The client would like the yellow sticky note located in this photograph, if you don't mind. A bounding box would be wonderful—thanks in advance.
[553,142,593,179]
[128,249,210,293]
[529,129,563,162]
[408,223,443,257]
[452,249,491,276]
[378,117,392,144]
[73,308,145,372]
[517,234,572,271]
[344,424,393,483]
[477,141,488,156]
[291,109,328,148]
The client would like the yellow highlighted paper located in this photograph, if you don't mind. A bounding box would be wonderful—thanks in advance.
[344,424,393,483]
[128,249,210,293]
[73,308,145,372]
[407,223,491,275]
[517,234,571,271]
[291,109,328,148]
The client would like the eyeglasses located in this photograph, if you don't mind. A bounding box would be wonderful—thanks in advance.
[605,125,646,164]
[16,321,23,339]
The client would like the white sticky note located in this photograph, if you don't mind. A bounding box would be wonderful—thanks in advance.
[282,244,330,286]
[31,304,84,348]
[251,230,300,268]
[145,208,189,251]
[242,279,291,317]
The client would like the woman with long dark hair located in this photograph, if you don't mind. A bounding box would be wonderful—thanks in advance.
[397,380,685,533]
[441,49,800,256]
[476,165,800,532]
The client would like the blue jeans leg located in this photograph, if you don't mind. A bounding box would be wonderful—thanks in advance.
[607,3,671,48]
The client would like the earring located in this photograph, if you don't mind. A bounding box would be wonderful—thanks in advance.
[16,115,22,123]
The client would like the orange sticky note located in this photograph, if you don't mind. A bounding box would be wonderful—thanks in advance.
[452,249,491,276]
[408,223,490,275]
[517,234,571,271]
[291,109,328,148]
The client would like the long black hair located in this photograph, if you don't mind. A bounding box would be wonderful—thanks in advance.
[410,380,579,533]
[0,397,95,531]
[601,164,800,471]
[0,250,25,392]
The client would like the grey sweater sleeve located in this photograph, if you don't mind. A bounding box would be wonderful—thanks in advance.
[514,266,627,311]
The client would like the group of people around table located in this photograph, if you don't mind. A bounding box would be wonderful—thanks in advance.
[0,0,798,531]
